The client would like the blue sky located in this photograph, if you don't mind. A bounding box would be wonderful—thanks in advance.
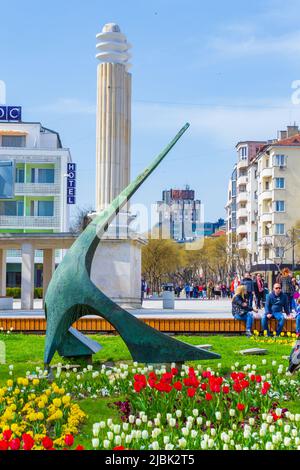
[1,0,300,223]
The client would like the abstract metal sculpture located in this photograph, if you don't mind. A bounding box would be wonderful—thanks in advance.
[44,124,221,366]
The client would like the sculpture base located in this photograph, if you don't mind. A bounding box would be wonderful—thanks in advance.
[90,231,147,309]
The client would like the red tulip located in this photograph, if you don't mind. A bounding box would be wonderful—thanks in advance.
[3,430,12,441]
[65,434,74,447]
[75,445,85,450]
[22,433,34,450]
[42,436,53,450]
[205,393,213,401]
[187,387,196,398]
[113,446,125,450]
[9,438,21,451]
[173,381,182,391]
[0,440,9,451]
[237,403,245,411]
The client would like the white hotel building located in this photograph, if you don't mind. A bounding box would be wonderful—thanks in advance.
[226,125,300,282]
[0,120,72,287]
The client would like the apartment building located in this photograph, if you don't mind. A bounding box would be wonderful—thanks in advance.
[156,187,202,242]
[0,119,72,286]
[226,125,300,279]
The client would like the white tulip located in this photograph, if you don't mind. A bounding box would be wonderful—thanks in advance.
[175,410,182,418]
[163,436,170,444]
[284,437,291,446]
[200,440,207,450]
[178,438,187,449]
[265,442,273,450]
[142,430,149,440]
[92,438,100,448]
[191,430,198,439]
[165,444,174,450]
[192,409,199,417]
[215,412,222,421]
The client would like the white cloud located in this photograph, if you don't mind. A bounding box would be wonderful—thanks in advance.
[29,98,96,115]
[132,100,300,146]
[210,30,300,59]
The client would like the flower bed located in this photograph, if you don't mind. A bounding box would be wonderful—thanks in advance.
[0,355,299,450]
[0,371,86,450]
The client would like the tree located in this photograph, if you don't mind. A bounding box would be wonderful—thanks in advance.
[70,206,94,233]
[142,237,184,293]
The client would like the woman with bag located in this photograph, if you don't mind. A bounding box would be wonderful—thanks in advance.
[232,285,258,337]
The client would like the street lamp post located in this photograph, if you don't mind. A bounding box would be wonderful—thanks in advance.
[286,227,300,271]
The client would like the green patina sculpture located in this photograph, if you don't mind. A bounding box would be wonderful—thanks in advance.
[44,123,221,365]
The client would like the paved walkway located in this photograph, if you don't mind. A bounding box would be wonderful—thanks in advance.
[0,298,237,319]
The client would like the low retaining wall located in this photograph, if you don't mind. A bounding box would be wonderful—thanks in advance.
[0,317,296,334]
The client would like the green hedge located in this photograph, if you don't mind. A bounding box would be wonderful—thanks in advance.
[6,287,43,299]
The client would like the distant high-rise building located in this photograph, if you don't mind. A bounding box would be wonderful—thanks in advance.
[156,186,202,242]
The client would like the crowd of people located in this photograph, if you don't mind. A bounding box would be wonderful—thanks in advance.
[141,268,300,337]
[231,268,300,337]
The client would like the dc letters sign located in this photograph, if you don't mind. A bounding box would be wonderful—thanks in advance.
[0,106,22,122]
[67,163,76,205]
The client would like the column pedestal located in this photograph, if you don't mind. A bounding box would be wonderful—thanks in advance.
[90,232,146,309]
[43,249,55,306]
[21,243,34,310]
[0,249,7,297]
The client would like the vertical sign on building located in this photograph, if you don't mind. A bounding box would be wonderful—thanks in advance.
[67,163,76,204]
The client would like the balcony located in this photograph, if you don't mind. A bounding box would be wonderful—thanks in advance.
[237,207,248,219]
[15,183,60,195]
[258,190,272,203]
[236,224,248,235]
[0,215,60,229]
[260,212,272,223]
[238,239,248,250]
[237,160,248,170]
[237,192,248,204]
[260,168,273,178]
[237,175,248,186]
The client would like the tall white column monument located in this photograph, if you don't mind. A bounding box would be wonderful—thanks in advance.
[90,23,145,308]
[95,23,131,212]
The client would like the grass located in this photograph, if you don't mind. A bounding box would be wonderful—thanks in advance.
[0,332,299,449]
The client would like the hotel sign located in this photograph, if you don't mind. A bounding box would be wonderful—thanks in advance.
[0,106,22,122]
[67,163,76,204]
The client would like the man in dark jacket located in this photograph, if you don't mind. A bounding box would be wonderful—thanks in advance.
[261,283,289,336]
[241,272,255,308]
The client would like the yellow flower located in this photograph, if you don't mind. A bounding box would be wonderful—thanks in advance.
[38,401,45,409]
[58,388,65,395]
[53,398,62,408]
[32,379,40,386]
[6,380,13,387]
[263,330,268,336]
[62,395,71,405]
[13,388,20,396]
[280,332,285,337]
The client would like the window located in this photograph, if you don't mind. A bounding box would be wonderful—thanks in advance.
[38,169,54,183]
[265,181,270,190]
[31,168,55,183]
[16,168,25,183]
[0,161,14,198]
[275,201,285,212]
[254,232,257,242]
[275,223,285,235]
[1,135,26,147]
[274,155,286,167]
[275,177,285,189]
[239,146,248,160]
[275,247,285,258]
[38,201,54,217]
[0,200,23,216]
